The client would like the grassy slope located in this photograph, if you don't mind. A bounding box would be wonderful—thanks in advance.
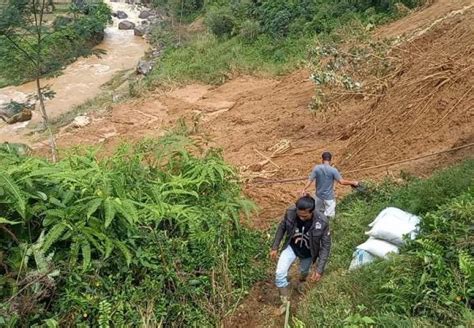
[298,161,474,327]
[146,1,422,86]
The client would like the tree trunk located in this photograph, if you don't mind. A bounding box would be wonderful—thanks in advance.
[35,77,58,162]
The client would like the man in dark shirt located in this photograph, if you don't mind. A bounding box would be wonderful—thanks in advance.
[270,195,332,315]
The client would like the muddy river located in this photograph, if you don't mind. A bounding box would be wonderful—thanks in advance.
[0,0,148,143]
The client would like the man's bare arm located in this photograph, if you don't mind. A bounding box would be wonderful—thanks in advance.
[338,178,358,187]
[301,179,314,195]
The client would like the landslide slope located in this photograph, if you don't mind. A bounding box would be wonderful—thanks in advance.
[46,0,473,231]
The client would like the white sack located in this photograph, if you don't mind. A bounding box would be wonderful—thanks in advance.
[349,249,376,270]
[356,238,399,259]
[366,207,421,246]
[368,207,420,227]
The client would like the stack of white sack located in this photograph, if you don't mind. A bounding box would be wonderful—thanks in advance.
[349,207,420,270]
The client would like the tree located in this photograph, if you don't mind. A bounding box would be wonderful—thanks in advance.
[0,0,59,161]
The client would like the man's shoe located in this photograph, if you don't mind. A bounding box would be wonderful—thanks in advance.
[275,286,290,316]
[295,273,308,294]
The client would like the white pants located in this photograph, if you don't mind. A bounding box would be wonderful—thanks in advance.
[275,246,312,288]
[316,197,336,218]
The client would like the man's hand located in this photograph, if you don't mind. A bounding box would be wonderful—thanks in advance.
[270,250,278,261]
[300,190,308,197]
[309,271,322,282]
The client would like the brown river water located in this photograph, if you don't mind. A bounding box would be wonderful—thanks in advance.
[0,0,148,143]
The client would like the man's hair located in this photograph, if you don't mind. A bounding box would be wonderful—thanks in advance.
[321,151,332,161]
[295,195,315,212]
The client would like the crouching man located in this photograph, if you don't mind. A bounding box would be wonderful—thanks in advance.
[270,195,331,315]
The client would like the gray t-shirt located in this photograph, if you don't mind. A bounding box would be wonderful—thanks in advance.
[309,164,342,200]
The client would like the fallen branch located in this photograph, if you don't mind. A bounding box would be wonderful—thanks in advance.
[253,148,280,169]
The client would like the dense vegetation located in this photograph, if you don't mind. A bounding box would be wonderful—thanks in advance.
[0,131,266,326]
[298,161,474,327]
[0,0,111,88]
[147,0,425,84]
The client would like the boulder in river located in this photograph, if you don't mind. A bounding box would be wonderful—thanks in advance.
[136,60,153,75]
[115,10,128,19]
[134,25,148,37]
[138,10,152,19]
[118,20,136,30]
[0,109,32,124]
[0,101,34,124]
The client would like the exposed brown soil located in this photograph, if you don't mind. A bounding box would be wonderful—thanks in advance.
[32,1,474,326]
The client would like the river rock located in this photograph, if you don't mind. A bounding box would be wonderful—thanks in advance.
[138,10,152,19]
[115,10,128,19]
[0,109,32,124]
[136,60,153,75]
[72,115,91,128]
[134,25,148,37]
[118,20,135,30]
[151,48,161,58]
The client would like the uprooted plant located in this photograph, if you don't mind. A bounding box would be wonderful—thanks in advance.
[308,22,399,112]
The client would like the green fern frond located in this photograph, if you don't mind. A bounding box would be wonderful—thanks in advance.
[81,239,91,270]
[104,198,116,228]
[0,172,26,218]
[69,239,80,267]
[114,240,132,266]
[459,250,474,280]
[416,239,444,256]
[98,300,111,328]
[85,198,103,219]
[42,223,67,253]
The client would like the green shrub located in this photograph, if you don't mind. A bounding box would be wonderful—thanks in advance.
[152,0,204,18]
[238,19,261,42]
[0,133,267,326]
[205,6,236,38]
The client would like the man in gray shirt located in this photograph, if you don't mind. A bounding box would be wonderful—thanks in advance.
[301,151,359,219]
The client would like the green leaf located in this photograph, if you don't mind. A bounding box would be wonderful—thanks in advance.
[36,191,48,201]
[113,200,134,225]
[103,198,116,228]
[114,240,131,266]
[81,240,91,270]
[362,317,375,324]
[42,223,67,253]
[0,172,26,218]
[49,197,65,208]
[69,239,80,267]
[0,217,21,225]
[43,318,59,328]
[86,198,103,219]
[104,238,113,259]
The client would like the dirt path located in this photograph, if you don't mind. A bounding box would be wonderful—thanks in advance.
[24,1,474,326]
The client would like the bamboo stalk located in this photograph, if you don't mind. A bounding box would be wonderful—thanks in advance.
[284,301,291,328]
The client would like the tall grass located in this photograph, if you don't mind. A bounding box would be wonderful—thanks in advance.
[148,34,310,85]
